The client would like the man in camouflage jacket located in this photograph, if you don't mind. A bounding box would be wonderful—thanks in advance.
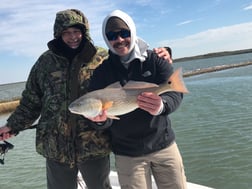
[0,9,112,189]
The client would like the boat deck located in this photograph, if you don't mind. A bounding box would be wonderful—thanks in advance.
[77,171,214,189]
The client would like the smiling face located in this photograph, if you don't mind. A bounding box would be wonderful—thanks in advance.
[107,29,131,56]
[103,10,137,57]
[61,27,83,49]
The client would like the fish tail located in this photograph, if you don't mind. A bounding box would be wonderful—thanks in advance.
[156,67,189,94]
[168,67,189,93]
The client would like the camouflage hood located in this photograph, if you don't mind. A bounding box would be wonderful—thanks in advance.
[53,9,92,41]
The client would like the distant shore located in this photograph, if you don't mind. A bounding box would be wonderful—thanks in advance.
[174,48,252,62]
[183,61,252,77]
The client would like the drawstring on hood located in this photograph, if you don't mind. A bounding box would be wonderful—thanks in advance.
[102,10,149,64]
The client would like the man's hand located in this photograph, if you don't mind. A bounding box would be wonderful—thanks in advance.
[86,110,108,122]
[0,126,13,141]
[137,92,163,115]
[153,47,173,64]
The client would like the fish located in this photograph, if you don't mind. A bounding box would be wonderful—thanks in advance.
[68,67,189,119]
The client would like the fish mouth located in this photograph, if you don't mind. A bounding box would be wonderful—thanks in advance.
[68,103,79,114]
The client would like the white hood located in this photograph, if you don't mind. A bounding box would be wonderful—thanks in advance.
[102,10,149,64]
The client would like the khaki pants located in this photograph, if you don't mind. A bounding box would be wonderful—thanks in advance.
[115,142,187,189]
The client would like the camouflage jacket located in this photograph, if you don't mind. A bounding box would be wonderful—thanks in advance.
[7,40,110,166]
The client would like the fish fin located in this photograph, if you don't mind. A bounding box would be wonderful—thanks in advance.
[106,82,122,88]
[102,101,114,110]
[102,101,120,120]
[107,115,120,120]
[102,101,119,119]
[167,67,189,94]
[123,81,158,89]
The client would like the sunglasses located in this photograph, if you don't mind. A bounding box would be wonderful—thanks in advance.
[106,30,131,41]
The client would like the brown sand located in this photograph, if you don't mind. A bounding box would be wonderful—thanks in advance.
[0,100,20,114]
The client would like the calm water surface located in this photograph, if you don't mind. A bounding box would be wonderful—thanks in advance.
[171,65,252,189]
[0,54,252,189]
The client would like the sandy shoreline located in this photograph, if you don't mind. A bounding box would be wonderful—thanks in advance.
[0,100,20,114]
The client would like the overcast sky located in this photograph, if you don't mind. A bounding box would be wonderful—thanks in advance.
[1,0,252,84]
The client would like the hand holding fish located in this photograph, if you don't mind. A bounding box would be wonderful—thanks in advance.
[137,92,163,115]
[85,110,108,122]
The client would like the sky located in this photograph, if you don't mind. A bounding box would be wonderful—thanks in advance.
[1,0,252,84]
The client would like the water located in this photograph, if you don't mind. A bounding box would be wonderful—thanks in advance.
[171,65,252,189]
[0,53,252,189]
[0,82,25,102]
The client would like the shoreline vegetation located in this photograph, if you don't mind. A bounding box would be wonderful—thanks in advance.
[173,48,252,62]
[1,48,252,114]
[183,61,252,77]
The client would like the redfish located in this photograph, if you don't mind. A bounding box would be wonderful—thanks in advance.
[69,68,188,119]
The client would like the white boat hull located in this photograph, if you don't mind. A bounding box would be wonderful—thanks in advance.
[77,171,214,189]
